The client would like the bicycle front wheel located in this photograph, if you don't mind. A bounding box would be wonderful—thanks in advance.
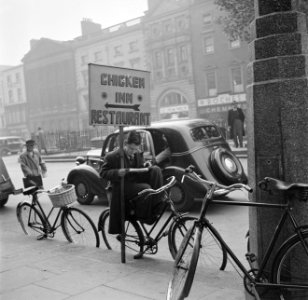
[167,225,201,300]
[17,202,46,236]
[272,231,308,299]
[169,216,227,270]
[61,207,100,247]
[98,209,144,257]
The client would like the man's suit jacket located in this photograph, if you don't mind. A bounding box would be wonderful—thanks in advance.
[100,148,146,234]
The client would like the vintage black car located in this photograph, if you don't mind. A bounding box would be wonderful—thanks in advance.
[67,119,247,211]
[0,157,17,207]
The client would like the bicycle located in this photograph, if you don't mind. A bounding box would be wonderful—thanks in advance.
[167,165,308,300]
[16,183,100,247]
[98,175,227,264]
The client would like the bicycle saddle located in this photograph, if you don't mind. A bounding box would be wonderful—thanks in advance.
[259,177,308,192]
[23,186,39,195]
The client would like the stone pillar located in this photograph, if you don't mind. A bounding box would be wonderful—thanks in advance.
[246,0,308,298]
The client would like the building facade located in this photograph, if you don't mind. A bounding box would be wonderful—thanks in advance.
[1,0,249,137]
[143,0,197,121]
[190,0,249,130]
[22,38,79,134]
[1,65,28,137]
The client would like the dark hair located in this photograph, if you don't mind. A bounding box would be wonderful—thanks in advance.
[127,130,141,145]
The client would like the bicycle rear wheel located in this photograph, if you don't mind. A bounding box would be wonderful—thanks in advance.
[98,209,144,258]
[167,225,201,300]
[169,216,227,270]
[272,231,308,299]
[61,207,100,247]
[16,202,46,236]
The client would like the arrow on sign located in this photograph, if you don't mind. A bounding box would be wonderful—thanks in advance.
[105,103,140,111]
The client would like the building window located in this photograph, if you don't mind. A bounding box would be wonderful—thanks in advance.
[8,90,13,103]
[176,16,187,31]
[7,75,11,85]
[231,66,244,93]
[206,71,217,96]
[15,73,20,83]
[154,51,163,68]
[17,88,22,102]
[129,40,138,52]
[81,55,88,66]
[166,48,175,66]
[229,37,241,49]
[114,45,123,57]
[179,45,188,62]
[203,36,214,54]
[164,20,173,34]
[202,13,212,25]
[152,24,161,37]
[94,51,102,61]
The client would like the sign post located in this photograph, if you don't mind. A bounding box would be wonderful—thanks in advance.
[89,64,151,263]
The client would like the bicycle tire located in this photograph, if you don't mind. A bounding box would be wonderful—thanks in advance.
[272,230,308,299]
[167,225,201,300]
[61,207,100,247]
[169,216,227,270]
[98,209,144,257]
[16,202,46,236]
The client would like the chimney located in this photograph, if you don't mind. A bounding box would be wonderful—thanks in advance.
[81,18,101,36]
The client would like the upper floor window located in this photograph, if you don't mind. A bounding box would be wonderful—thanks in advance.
[166,48,175,66]
[152,24,161,37]
[94,51,102,61]
[15,73,20,83]
[164,21,173,34]
[129,40,138,52]
[154,51,163,68]
[203,36,214,54]
[17,88,22,101]
[81,70,88,86]
[81,55,88,66]
[179,45,188,62]
[229,37,241,49]
[231,66,244,93]
[8,90,13,103]
[206,71,217,96]
[114,45,123,57]
[202,13,212,25]
[6,75,11,85]
[176,16,187,31]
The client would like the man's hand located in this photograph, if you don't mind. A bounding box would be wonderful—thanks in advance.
[118,168,127,177]
[144,160,153,167]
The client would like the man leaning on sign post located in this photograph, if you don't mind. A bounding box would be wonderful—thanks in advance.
[100,130,163,236]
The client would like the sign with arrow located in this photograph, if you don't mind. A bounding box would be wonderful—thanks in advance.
[89,64,151,127]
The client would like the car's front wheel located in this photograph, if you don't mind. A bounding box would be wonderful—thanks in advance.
[73,177,95,205]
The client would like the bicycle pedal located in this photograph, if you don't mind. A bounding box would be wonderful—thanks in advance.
[37,234,47,240]
[246,253,257,262]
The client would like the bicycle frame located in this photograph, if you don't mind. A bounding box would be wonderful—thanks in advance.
[30,192,64,233]
[200,192,308,291]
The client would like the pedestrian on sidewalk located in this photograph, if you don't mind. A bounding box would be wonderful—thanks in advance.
[19,139,47,188]
[228,101,245,148]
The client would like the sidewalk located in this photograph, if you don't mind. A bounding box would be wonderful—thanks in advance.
[0,227,246,300]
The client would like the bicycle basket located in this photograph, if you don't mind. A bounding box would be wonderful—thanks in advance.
[48,184,76,207]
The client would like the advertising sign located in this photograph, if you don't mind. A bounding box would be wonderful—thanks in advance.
[89,64,151,127]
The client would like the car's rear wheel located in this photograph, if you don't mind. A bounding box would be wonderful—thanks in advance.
[74,177,95,205]
[210,148,246,185]
[167,178,194,212]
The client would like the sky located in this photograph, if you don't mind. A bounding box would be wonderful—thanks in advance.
[0,0,148,66]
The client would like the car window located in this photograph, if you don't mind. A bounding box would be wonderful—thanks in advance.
[190,125,221,141]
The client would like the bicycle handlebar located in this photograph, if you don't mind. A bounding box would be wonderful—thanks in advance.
[138,176,176,196]
[183,165,253,193]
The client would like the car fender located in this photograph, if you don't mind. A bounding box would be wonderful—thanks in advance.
[66,165,106,195]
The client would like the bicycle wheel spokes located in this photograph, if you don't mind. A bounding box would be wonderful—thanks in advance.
[274,233,308,299]
[167,226,198,300]
[98,209,144,256]
[17,203,46,236]
[61,207,100,247]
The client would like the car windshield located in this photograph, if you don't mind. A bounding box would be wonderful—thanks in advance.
[190,125,220,141]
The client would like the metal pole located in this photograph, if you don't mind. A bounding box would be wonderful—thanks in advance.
[119,126,126,263]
